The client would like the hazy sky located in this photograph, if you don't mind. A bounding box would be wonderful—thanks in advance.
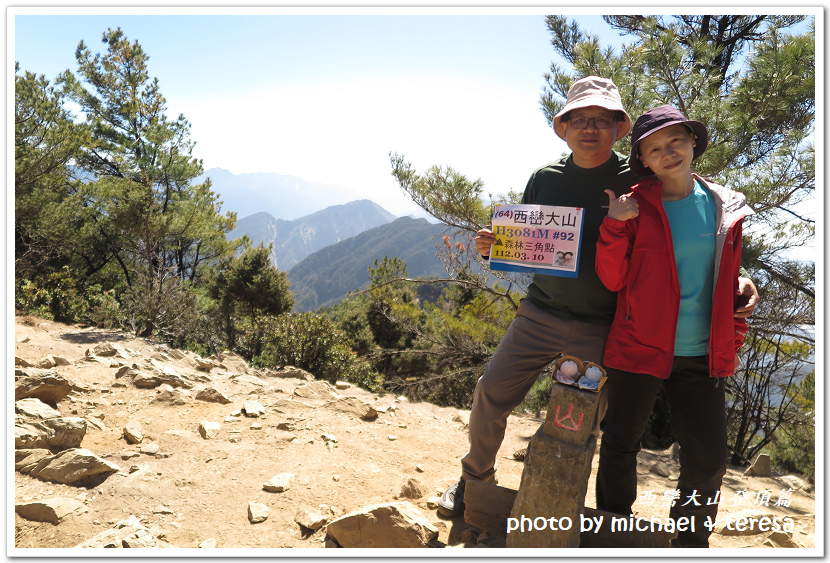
[11,7,818,222]
[11,7,631,217]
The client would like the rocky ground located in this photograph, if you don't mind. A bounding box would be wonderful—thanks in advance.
[12,314,817,552]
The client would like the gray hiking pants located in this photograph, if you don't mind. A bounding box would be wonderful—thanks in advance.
[461,299,610,482]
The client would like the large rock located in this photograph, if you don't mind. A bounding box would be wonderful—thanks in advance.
[231,374,269,388]
[132,373,164,389]
[325,501,439,548]
[16,397,61,420]
[198,421,221,440]
[75,515,156,548]
[325,397,378,421]
[188,353,217,372]
[780,474,812,492]
[242,400,266,417]
[27,448,121,485]
[164,347,186,361]
[295,381,340,401]
[15,423,50,450]
[270,366,314,380]
[15,356,33,367]
[295,507,327,530]
[114,366,136,379]
[40,417,88,449]
[142,360,194,388]
[744,453,772,477]
[216,351,250,374]
[195,387,232,404]
[14,417,87,450]
[35,355,71,369]
[15,449,53,472]
[263,473,295,492]
[15,369,73,406]
[92,343,118,357]
[248,502,269,523]
[152,385,192,405]
[16,497,85,524]
[123,419,144,444]
[767,530,799,548]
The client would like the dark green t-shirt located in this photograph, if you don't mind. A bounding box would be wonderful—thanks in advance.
[522,151,639,325]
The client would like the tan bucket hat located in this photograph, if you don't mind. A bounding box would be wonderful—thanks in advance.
[553,76,631,141]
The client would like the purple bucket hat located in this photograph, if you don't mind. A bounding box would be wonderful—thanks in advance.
[629,105,708,176]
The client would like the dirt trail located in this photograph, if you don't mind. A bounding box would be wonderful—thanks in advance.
[12,315,816,551]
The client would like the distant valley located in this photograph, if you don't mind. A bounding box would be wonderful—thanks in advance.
[286,217,451,312]
[209,168,454,311]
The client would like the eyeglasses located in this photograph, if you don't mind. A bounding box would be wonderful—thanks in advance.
[568,116,616,129]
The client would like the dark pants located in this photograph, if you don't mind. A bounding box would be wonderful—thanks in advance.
[596,356,727,548]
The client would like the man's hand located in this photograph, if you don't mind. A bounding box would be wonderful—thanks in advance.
[475,228,496,258]
[735,277,759,318]
[605,189,639,221]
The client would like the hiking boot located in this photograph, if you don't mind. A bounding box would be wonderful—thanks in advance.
[437,479,466,517]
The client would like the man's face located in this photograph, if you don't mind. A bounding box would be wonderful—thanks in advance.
[561,106,619,166]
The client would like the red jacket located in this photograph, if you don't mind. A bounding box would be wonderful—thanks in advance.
[596,175,754,378]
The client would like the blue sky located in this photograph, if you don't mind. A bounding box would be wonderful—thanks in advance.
[11,8,818,220]
[11,9,629,216]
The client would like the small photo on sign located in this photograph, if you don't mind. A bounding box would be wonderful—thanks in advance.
[554,251,575,269]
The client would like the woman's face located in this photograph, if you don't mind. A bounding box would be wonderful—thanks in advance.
[637,124,697,181]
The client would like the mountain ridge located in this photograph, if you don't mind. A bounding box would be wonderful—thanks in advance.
[227,199,397,271]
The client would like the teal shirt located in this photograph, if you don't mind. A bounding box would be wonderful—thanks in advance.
[662,181,717,355]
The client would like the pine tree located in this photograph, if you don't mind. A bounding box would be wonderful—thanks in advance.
[207,245,294,355]
[59,28,240,335]
[14,64,87,281]
[540,14,815,463]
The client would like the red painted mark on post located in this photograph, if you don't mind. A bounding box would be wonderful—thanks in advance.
[554,404,584,432]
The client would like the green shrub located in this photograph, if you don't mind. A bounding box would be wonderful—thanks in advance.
[516,372,554,414]
[769,427,815,479]
[15,267,106,324]
[84,289,122,329]
[769,371,815,478]
[255,313,384,392]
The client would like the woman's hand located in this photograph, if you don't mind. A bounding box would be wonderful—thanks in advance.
[734,277,759,318]
[605,189,639,221]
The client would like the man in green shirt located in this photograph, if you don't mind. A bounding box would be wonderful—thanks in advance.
[438,76,759,517]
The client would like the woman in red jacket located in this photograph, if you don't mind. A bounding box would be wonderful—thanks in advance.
[594,105,754,548]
